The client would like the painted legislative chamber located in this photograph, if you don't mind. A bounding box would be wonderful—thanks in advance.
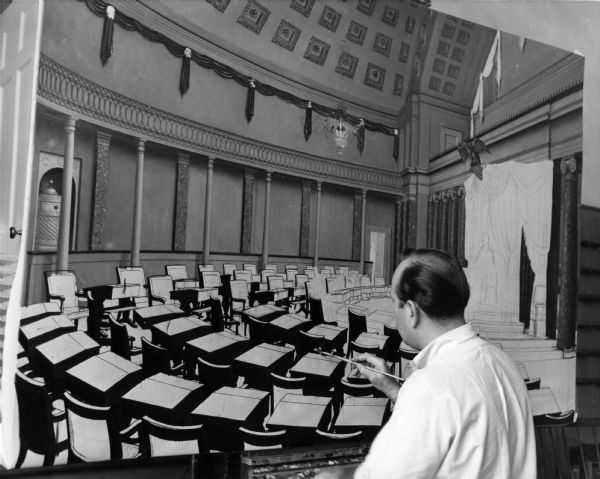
[0,0,599,478]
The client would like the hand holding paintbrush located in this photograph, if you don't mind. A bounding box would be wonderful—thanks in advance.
[316,348,404,383]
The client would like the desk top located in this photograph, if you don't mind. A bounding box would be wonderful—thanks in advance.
[191,386,269,421]
[66,351,143,404]
[186,330,250,354]
[243,304,286,321]
[20,314,75,345]
[151,316,212,338]
[35,331,100,365]
[335,397,390,428]
[354,332,388,350]
[122,372,203,412]
[269,314,311,330]
[289,352,344,379]
[267,393,331,429]
[308,323,347,342]
[234,343,294,368]
[529,387,560,416]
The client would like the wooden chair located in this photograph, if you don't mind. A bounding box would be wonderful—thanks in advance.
[265,264,278,273]
[140,337,185,377]
[109,317,142,364]
[350,341,380,358]
[197,264,215,273]
[200,271,222,289]
[261,269,276,283]
[44,270,89,327]
[340,377,376,398]
[295,330,325,359]
[116,266,149,308]
[208,294,239,334]
[267,275,289,305]
[63,391,140,462]
[325,277,342,293]
[233,269,252,283]
[148,275,176,306]
[347,307,368,358]
[165,264,198,289]
[307,293,338,326]
[270,372,306,411]
[140,416,205,457]
[315,429,363,445]
[381,325,402,374]
[243,263,258,274]
[14,369,68,468]
[196,357,237,393]
[238,427,287,450]
[223,263,237,276]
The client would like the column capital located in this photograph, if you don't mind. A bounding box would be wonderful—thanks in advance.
[244,167,255,180]
[64,116,77,132]
[207,157,214,170]
[265,170,272,182]
[177,152,189,165]
[137,139,145,153]
[96,132,111,155]
[316,181,322,192]
[560,156,577,175]
[361,188,368,199]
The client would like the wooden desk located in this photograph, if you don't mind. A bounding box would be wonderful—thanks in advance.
[21,302,62,325]
[133,304,185,328]
[233,343,294,390]
[267,393,332,447]
[190,386,270,451]
[121,372,205,424]
[170,287,218,314]
[335,397,390,438]
[307,324,347,355]
[289,352,345,391]
[269,313,312,344]
[151,316,213,357]
[529,387,561,416]
[242,304,286,323]
[19,314,76,355]
[354,331,390,353]
[34,331,100,390]
[185,330,251,365]
[65,351,144,406]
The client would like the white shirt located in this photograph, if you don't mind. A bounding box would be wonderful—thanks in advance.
[354,323,536,479]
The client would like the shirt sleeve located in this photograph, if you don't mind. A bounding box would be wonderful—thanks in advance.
[354,371,454,479]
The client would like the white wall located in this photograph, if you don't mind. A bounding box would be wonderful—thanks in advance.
[432,0,600,208]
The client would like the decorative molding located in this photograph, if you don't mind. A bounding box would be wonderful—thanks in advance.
[351,190,362,261]
[173,152,189,251]
[300,181,311,257]
[38,55,404,195]
[241,168,255,254]
[90,132,111,250]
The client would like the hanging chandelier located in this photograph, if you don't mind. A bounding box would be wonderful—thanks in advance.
[324,117,357,155]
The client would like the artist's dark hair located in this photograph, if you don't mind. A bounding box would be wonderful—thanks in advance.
[393,248,470,320]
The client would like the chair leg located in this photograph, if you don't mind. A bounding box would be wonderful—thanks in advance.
[14,444,27,469]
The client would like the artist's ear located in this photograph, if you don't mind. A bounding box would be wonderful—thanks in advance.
[406,300,419,328]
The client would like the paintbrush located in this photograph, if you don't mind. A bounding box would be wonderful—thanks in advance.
[316,348,405,383]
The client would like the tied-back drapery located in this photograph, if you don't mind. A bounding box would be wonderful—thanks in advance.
[464,160,553,325]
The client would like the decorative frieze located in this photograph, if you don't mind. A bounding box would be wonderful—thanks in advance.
[173,152,189,251]
[351,190,362,261]
[241,168,255,254]
[300,181,312,257]
[90,132,111,250]
[38,55,404,195]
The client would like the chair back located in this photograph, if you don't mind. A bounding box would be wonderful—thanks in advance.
[284,264,298,271]
[345,276,358,288]
[340,377,376,398]
[338,266,349,276]
[246,316,270,345]
[234,269,252,283]
[15,369,62,463]
[223,263,237,276]
[243,263,257,274]
[285,271,297,282]
[198,264,215,272]
[141,337,172,376]
[200,271,222,288]
[208,295,226,331]
[45,270,79,310]
[296,330,324,358]
[295,274,309,288]
[141,416,205,457]
[382,325,401,362]
[264,264,277,273]
[165,265,189,282]
[116,266,148,306]
[360,275,372,287]
[315,429,363,444]
[373,277,385,286]
[238,427,286,450]
[267,275,285,290]
[196,357,236,392]
[348,307,367,344]
[109,317,133,360]
[63,391,120,461]
[270,373,306,410]
[326,277,341,293]
[308,293,325,324]
[350,340,380,357]
[148,275,174,305]
[321,266,334,274]
[261,269,276,282]
[230,279,249,301]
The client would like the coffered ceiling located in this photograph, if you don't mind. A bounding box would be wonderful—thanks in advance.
[141,0,496,120]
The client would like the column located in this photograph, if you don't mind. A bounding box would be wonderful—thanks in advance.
[57,116,76,270]
[241,168,255,254]
[359,189,367,274]
[173,152,189,251]
[448,187,458,259]
[457,186,466,266]
[426,194,434,248]
[403,122,411,168]
[202,157,214,266]
[261,171,272,268]
[402,199,409,251]
[410,114,419,168]
[313,181,322,268]
[394,197,403,266]
[557,156,578,351]
[440,190,449,252]
[351,190,362,261]
[131,139,145,267]
[431,193,440,250]
[90,131,110,250]
[399,126,406,169]
[299,181,311,257]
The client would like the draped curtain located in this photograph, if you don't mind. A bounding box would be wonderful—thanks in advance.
[464,160,553,323]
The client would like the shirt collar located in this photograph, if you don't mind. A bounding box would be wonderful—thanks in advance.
[412,323,477,369]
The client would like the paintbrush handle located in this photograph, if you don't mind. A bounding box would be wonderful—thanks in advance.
[318,350,404,383]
